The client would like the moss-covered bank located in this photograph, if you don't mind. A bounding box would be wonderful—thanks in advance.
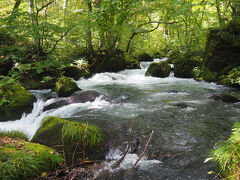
[0,131,63,180]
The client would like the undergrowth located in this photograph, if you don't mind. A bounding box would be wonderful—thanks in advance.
[209,122,240,179]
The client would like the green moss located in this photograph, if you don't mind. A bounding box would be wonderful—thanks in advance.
[0,135,63,180]
[55,76,80,97]
[193,67,217,82]
[145,61,171,77]
[209,123,240,179]
[32,116,105,164]
[0,131,28,141]
[125,55,140,69]
[0,77,36,121]
[138,53,153,62]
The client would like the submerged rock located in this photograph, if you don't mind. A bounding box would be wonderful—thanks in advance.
[31,116,106,164]
[43,90,100,111]
[0,77,36,122]
[211,94,240,103]
[145,61,171,78]
[55,76,81,97]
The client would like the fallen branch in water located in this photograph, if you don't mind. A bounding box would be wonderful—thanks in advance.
[131,130,154,169]
[113,138,133,168]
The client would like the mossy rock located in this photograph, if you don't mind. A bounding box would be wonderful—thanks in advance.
[138,53,153,62]
[125,55,140,69]
[55,76,81,97]
[145,61,171,78]
[62,65,91,80]
[0,131,63,180]
[193,67,217,82]
[205,21,240,72]
[0,77,36,122]
[173,55,201,78]
[31,116,105,164]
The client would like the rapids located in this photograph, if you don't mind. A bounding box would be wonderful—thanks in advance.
[0,59,239,179]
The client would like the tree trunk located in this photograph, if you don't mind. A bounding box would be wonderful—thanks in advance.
[95,0,104,49]
[12,0,22,12]
[29,0,35,23]
[86,0,94,54]
[216,0,223,28]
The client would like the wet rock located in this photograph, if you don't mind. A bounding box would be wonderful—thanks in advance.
[138,53,153,62]
[55,76,81,97]
[211,94,240,103]
[145,61,171,78]
[0,77,36,121]
[43,90,100,111]
[31,116,105,164]
[171,102,188,108]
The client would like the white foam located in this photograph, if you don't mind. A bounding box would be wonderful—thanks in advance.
[0,96,110,139]
[94,148,161,178]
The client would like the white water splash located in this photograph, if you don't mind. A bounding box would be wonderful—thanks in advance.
[0,96,110,139]
[93,148,161,178]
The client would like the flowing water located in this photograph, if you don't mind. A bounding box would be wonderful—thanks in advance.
[0,59,240,179]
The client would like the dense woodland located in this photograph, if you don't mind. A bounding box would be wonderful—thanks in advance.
[0,0,240,179]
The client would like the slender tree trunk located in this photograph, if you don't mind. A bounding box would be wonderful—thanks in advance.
[29,0,35,23]
[12,0,22,12]
[86,0,94,54]
[216,0,224,28]
[63,0,68,41]
[95,0,104,49]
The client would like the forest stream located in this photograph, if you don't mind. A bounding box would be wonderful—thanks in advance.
[1,59,240,179]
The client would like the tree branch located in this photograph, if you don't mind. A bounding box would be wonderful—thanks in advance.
[131,130,154,169]
[47,26,75,54]
[36,0,54,15]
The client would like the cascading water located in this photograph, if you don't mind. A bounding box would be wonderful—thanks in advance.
[1,59,239,179]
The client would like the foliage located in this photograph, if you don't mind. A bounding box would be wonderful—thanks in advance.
[227,66,240,86]
[0,133,63,180]
[192,67,217,82]
[209,123,240,179]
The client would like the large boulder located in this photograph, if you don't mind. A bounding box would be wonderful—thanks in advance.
[145,61,171,77]
[43,90,100,111]
[31,116,105,164]
[62,65,91,80]
[138,53,153,62]
[0,77,36,121]
[173,54,201,78]
[125,55,141,69]
[0,131,62,180]
[205,21,240,73]
[55,76,81,97]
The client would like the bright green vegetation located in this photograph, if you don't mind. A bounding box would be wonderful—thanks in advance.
[32,116,105,164]
[55,76,80,97]
[145,61,171,78]
[0,131,63,180]
[0,131,28,141]
[1,0,239,81]
[209,123,240,179]
[0,76,36,121]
